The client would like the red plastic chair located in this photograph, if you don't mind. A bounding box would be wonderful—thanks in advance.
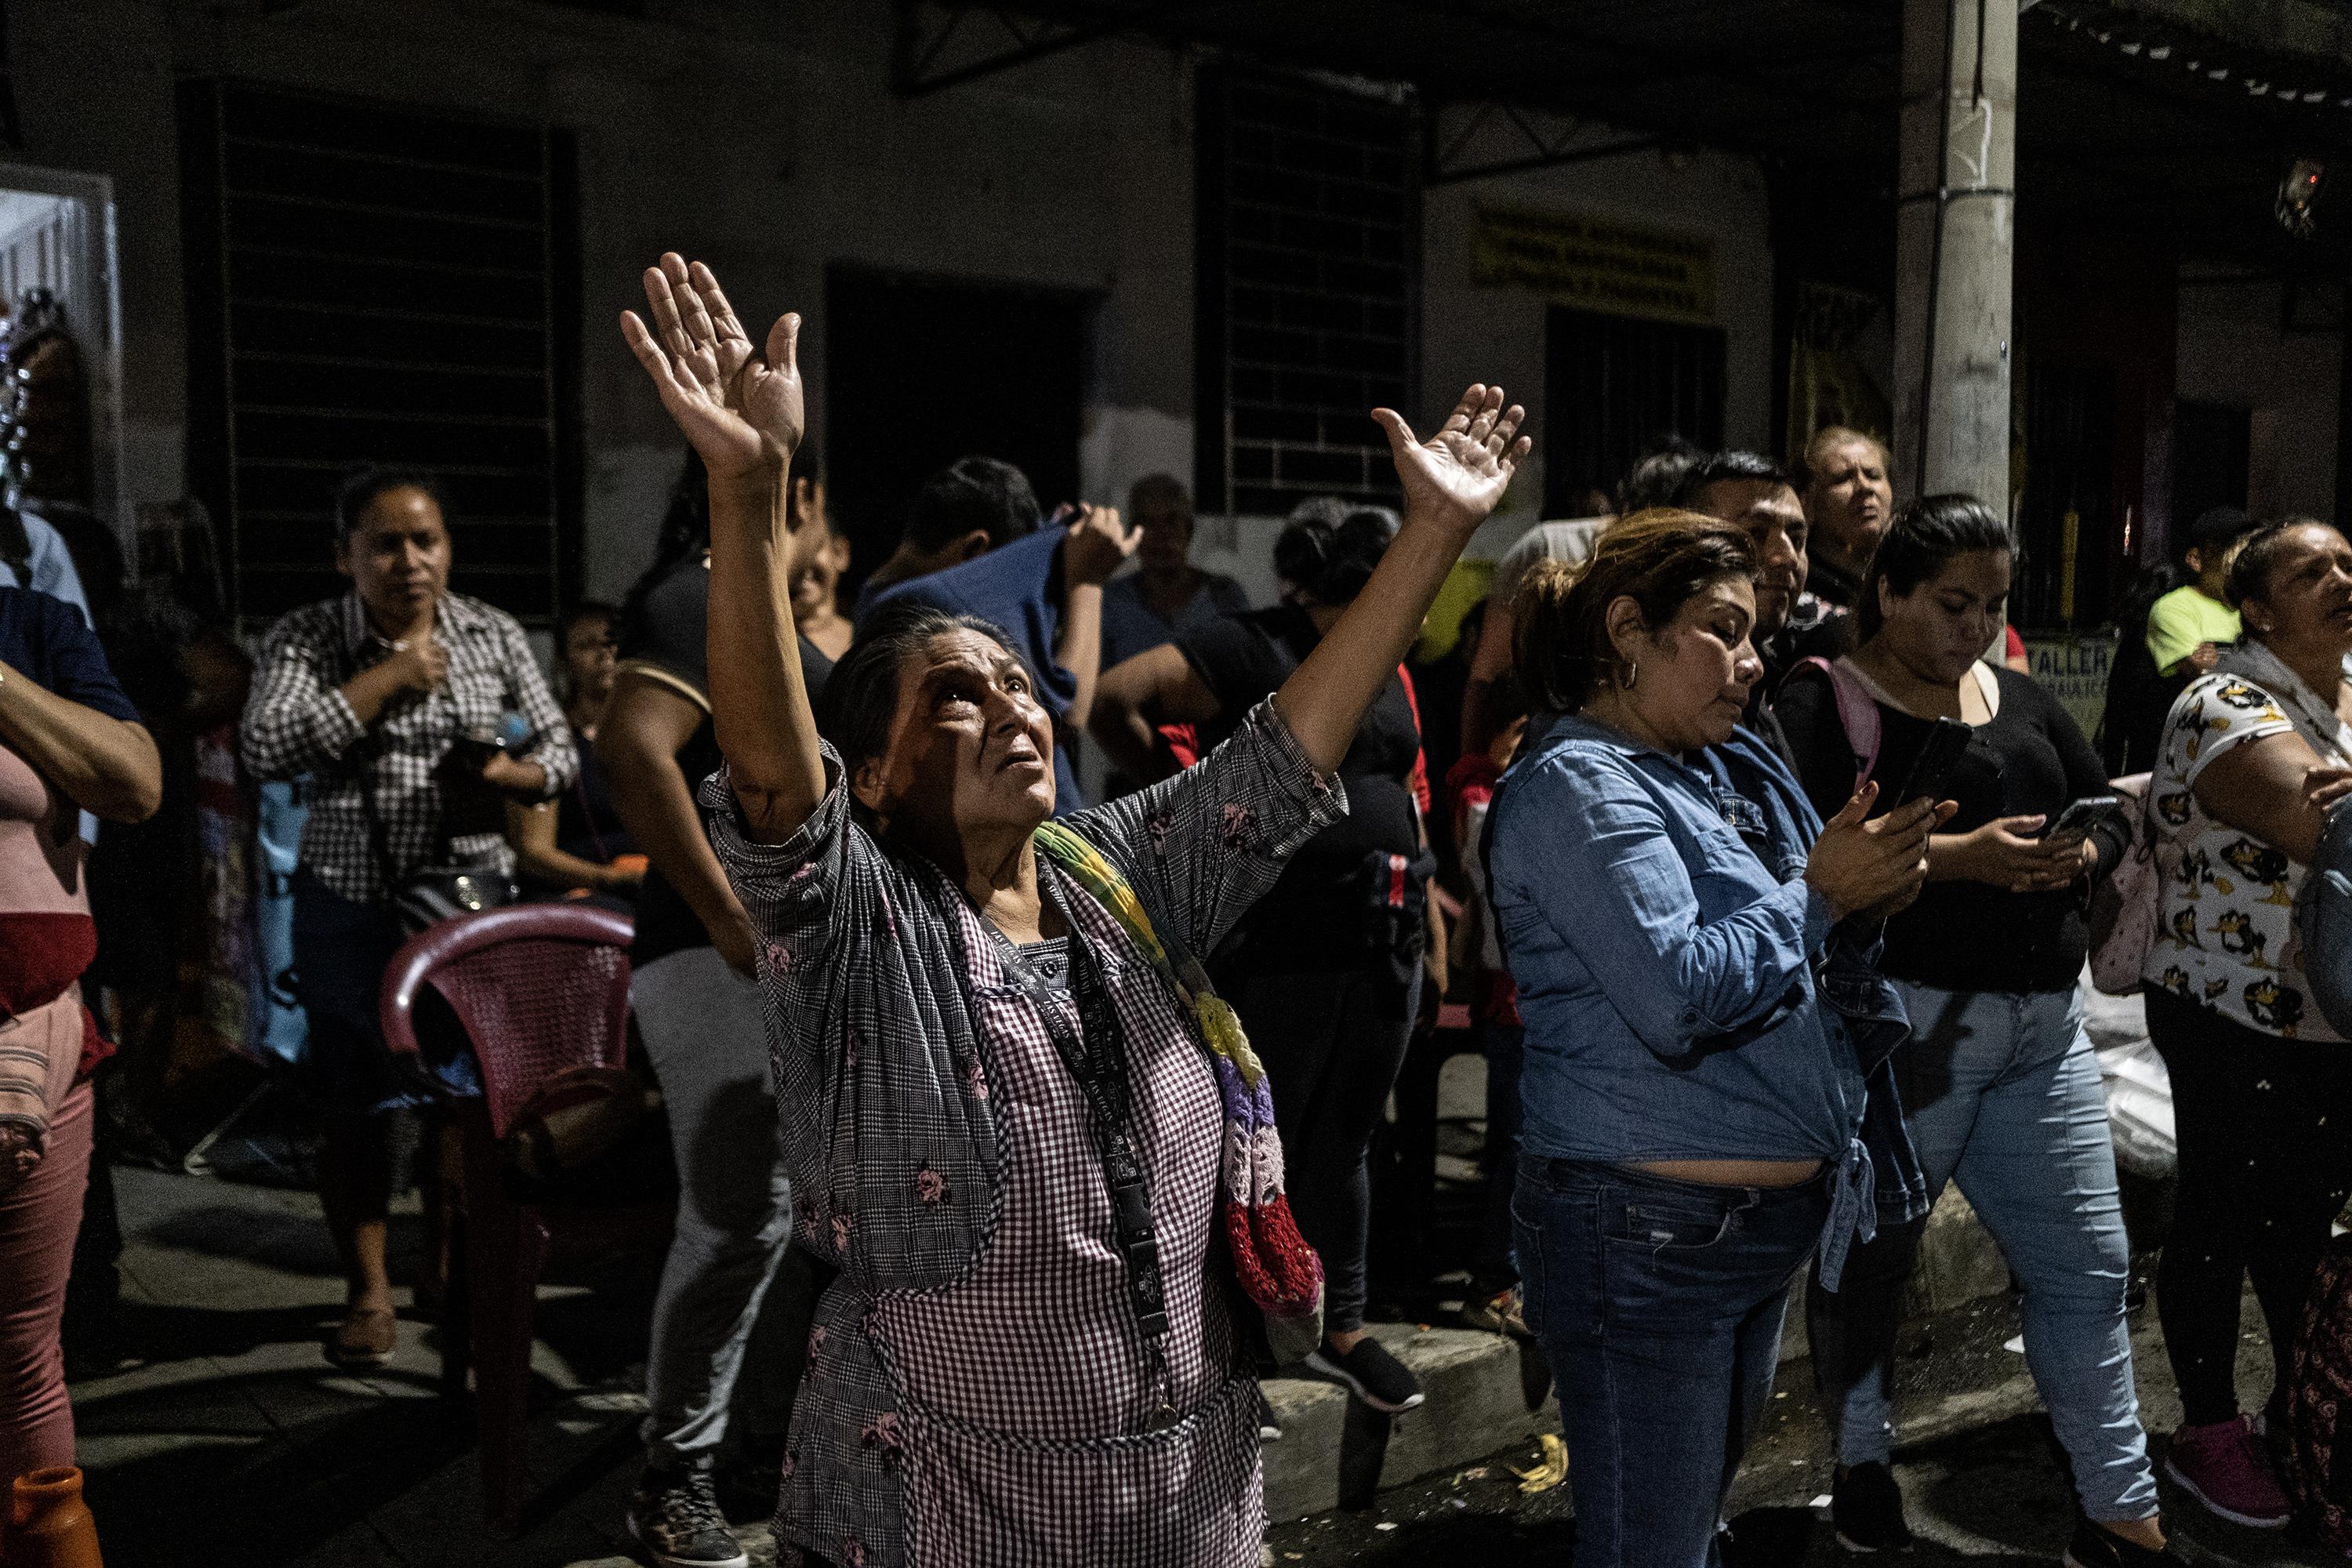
[379,903,672,1537]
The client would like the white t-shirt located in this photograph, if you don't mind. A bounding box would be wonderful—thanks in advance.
[1486,516,1611,615]
[2144,668,2350,1041]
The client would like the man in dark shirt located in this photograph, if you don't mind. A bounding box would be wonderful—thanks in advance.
[1678,450,1852,753]
[597,459,831,1568]
[849,455,1036,613]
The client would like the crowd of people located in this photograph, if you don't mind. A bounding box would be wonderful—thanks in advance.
[4,247,2352,1568]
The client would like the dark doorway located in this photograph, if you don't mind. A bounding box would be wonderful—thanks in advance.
[1543,306,1725,517]
[2172,398,2252,543]
[826,267,1091,598]
[2015,361,2118,631]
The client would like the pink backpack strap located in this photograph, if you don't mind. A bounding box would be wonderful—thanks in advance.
[1792,655,1882,788]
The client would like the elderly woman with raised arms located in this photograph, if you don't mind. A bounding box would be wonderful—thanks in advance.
[619,252,1529,1568]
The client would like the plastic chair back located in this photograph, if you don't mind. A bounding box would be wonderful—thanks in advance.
[380,903,633,1139]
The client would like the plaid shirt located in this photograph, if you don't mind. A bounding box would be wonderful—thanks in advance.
[239,590,575,904]
[707,699,1343,1568]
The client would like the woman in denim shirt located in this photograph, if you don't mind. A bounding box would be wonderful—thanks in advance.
[1487,512,1937,1567]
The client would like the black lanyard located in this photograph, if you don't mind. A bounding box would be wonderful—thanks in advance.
[989,901,1171,1346]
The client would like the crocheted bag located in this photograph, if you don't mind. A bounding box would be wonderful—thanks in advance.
[1033,819,1326,1363]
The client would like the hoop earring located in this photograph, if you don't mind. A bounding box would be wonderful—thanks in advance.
[1617,660,1639,691]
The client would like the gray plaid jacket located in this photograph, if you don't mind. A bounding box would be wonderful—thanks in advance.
[706,699,1343,1568]
[240,590,575,903]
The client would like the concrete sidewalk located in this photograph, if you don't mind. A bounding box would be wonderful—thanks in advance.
[72,1156,2345,1568]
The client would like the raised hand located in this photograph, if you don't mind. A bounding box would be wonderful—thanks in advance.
[619,253,802,481]
[1372,384,1530,538]
[1063,504,1142,586]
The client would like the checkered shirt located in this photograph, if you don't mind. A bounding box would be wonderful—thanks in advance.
[239,590,576,904]
[704,699,1344,1568]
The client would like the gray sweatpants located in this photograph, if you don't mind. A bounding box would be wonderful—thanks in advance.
[633,945,797,1468]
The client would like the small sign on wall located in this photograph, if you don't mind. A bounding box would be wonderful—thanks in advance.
[2024,632,2114,742]
[1471,205,1716,325]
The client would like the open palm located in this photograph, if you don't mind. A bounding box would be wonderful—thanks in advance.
[620,252,802,480]
[1373,384,1530,536]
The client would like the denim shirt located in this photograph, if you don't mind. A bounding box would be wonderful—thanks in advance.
[1490,713,1922,1287]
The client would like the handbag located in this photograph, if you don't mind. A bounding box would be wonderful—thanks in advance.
[2087,774,2169,996]
[383,862,516,935]
[354,734,517,936]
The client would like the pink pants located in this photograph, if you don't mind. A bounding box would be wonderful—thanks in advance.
[0,1077,90,1486]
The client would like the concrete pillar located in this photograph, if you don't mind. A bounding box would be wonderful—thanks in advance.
[1892,0,2017,511]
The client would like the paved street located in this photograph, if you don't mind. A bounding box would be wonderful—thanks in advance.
[60,1075,2344,1568]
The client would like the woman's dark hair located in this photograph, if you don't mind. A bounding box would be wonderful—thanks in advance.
[821,601,1029,773]
[618,447,825,638]
[1513,508,1757,713]
[2224,517,2342,618]
[335,464,448,543]
[619,450,713,635]
[1274,506,1398,607]
[1856,493,2013,640]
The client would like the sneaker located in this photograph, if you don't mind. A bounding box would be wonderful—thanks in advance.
[1462,1285,1531,1340]
[1830,1461,1912,1552]
[2164,1415,2292,1529]
[1305,1334,1425,1414]
[627,1466,750,1568]
[2063,1518,2181,1566]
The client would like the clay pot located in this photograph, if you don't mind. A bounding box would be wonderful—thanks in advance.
[3,1467,103,1568]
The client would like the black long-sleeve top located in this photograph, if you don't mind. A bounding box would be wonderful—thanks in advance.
[1775,664,2125,995]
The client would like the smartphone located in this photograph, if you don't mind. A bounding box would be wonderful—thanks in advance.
[2039,795,2120,841]
[1889,717,1972,808]
[445,729,506,775]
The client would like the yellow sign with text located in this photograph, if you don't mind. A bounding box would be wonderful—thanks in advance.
[1471,206,1717,325]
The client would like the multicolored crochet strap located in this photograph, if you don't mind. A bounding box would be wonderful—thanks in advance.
[1033,822,1324,1352]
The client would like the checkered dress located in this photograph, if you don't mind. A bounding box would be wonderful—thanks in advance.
[240,590,576,902]
[704,699,1344,1568]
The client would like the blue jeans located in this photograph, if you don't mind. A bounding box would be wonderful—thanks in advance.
[1805,983,2156,1522]
[1515,1157,1828,1567]
[289,869,474,1114]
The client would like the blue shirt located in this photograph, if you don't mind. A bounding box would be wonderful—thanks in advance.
[0,586,136,723]
[856,526,1085,812]
[1490,713,1864,1170]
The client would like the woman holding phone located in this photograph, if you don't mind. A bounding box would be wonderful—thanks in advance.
[1776,496,2163,1565]
[1488,510,1938,1566]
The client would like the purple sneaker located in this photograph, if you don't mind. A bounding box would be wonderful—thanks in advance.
[2164,1415,2292,1529]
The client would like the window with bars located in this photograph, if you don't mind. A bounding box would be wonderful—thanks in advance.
[178,81,579,629]
[1195,64,1419,518]
[1542,306,1725,517]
